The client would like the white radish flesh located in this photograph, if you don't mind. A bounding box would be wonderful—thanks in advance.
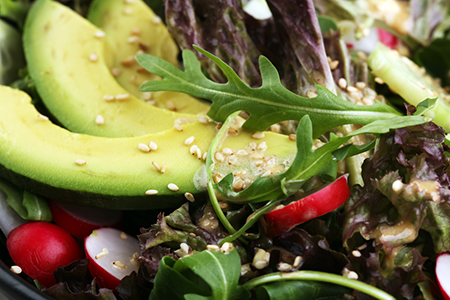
[436,252,450,300]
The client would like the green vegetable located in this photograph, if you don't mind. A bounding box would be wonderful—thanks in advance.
[137,47,405,138]
[0,19,25,85]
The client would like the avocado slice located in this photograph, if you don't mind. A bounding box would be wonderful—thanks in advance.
[23,0,199,138]
[87,0,210,114]
[0,85,218,209]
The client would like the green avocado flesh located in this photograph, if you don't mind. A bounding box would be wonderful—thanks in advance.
[87,0,210,114]
[0,85,218,209]
[23,0,199,138]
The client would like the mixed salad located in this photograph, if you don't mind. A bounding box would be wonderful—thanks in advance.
[1,0,450,299]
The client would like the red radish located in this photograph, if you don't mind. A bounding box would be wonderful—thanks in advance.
[48,199,123,239]
[85,227,141,290]
[6,221,84,287]
[436,252,450,300]
[262,175,350,237]
[377,29,399,49]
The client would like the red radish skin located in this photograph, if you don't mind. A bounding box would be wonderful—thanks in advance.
[85,227,141,290]
[377,29,399,49]
[263,175,350,237]
[6,221,84,287]
[436,252,450,300]
[48,200,123,239]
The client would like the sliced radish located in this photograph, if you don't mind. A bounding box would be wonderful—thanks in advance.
[262,175,350,237]
[7,221,84,287]
[48,199,123,239]
[85,227,141,290]
[436,252,450,300]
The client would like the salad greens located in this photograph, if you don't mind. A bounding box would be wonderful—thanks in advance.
[3,0,450,299]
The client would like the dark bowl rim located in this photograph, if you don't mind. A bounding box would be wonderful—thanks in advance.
[0,259,54,300]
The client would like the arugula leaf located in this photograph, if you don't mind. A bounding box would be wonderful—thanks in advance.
[207,113,427,203]
[149,250,250,300]
[137,47,402,138]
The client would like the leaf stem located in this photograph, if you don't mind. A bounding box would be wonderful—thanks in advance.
[242,271,395,300]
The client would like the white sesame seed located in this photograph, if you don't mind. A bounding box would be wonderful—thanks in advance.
[196,148,202,159]
[338,78,347,89]
[351,250,362,257]
[115,94,130,101]
[251,153,264,160]
[356,82,366,90]
[374,77,384,84]
[127,36,140,44]
[94,30,105,38]
[257,141,267,151]
[202,152,208,161]
[306,90,318,98]
[293,256,302,268]
[253,260,268,270]
[252,132,265,139]
[120,232,128,240]
[254,160,264,167]
[95,115,104,125]
[222,148,233,155]
[213,173,223,183]
[131,27,141,35]
[95,248,109,259]
[152,161,160,172]
[168,183,179,191]
[228,155,238,165]
[329,60,339,70]
[190,145,198,155]
[347,86,359,93]
[113,261,126,269]
[103,94,115,101]
[145,189,158,195]
[111,68,122,77]
[278,263,292,271]
[221,242,233,253]
[236,150,248,156]
[234,169,247,177]
[166,101,176,111]
[161,162,166,174]
[142,92,153,100]
[215,152,225,162]
[138,143,151,152]
[174,124,183,131]
[10,265,22,274]
[248,142,257,150]
[38,114,49,121]
[121,56,135,67]
[123,7,132,14]
[89,52,98,62]
[149,141,158,151]
[227,127,239,135]
[185,136,195,146]
[261,170,273,178]
[342,268,359,280]
[232,178,244,190]
[392,180,403,192]
[198,116,209,124]
[153,16,162,24]
[206,245,220,251]
[184,192,195,202]
[75,159,86,166]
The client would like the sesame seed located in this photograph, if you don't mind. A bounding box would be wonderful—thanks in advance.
[95,248,109,259]
[206,245,220,251]
[123,7,132,15]
[234,169,247,177]
[221,242,233,253]
[270,123,281,133]
[198,116,209,124]
[166,101,176,111]
[213,173,223,183]
[351,250,362,257]
[111,68,122,77]
[216,123,222,130]
[189,232,196,237]
[232,178,244,190]
[95,115,104,125]
[289,133,296,141]
[89,52,98,62]
[131,27,141,35]
[248,142,257,150]
[342,268,358,280]
[115,93,130,101]
[174,124,183,131]
[392,180,403,192]
[184,192,195,202]
[228,155,238,165]
[121,56,135,67]
[145,189,158,195]
[222,148,233,155]
[94,30,105,38]
[261,170,273,178]
[103,94,115,101]
[10,265,22,274]
[153,16,162,24]
[329,60,339,70]
[185,136,195,146]
[127,36,140,44]
[120,232,128,240]
[168,183,179,191]
[374,77,384,84]
[257,141,267,151]
[252,132,265,139]
[347,86,359,93]
[237,150,248,156]
[180,243,190,254]
[306,90,317,98]
[338,78,347,89]
[138,143,150,152]
[356,82,366,90]
[293,256,302,268]
[38,114,49,121]
[152,161,160,172]
[113,261,126,269]
[190,145,198,155]
[278,263,292,271]
[227,127,238,135]
[149,141,158,151]
[196,148,202,159]
[142,92,153,100]
[215,152,225,162]
[251,153,264,160]
[202,152,208,161]
[254,160,264,167]
[75,159,86,166]
[161,162,166,173]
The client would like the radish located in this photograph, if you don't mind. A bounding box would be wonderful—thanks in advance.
[6,221,84,288]
[84,227,141,290]
[262,175,350,237]
[48,199,123,239]
[436,252,450,300]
